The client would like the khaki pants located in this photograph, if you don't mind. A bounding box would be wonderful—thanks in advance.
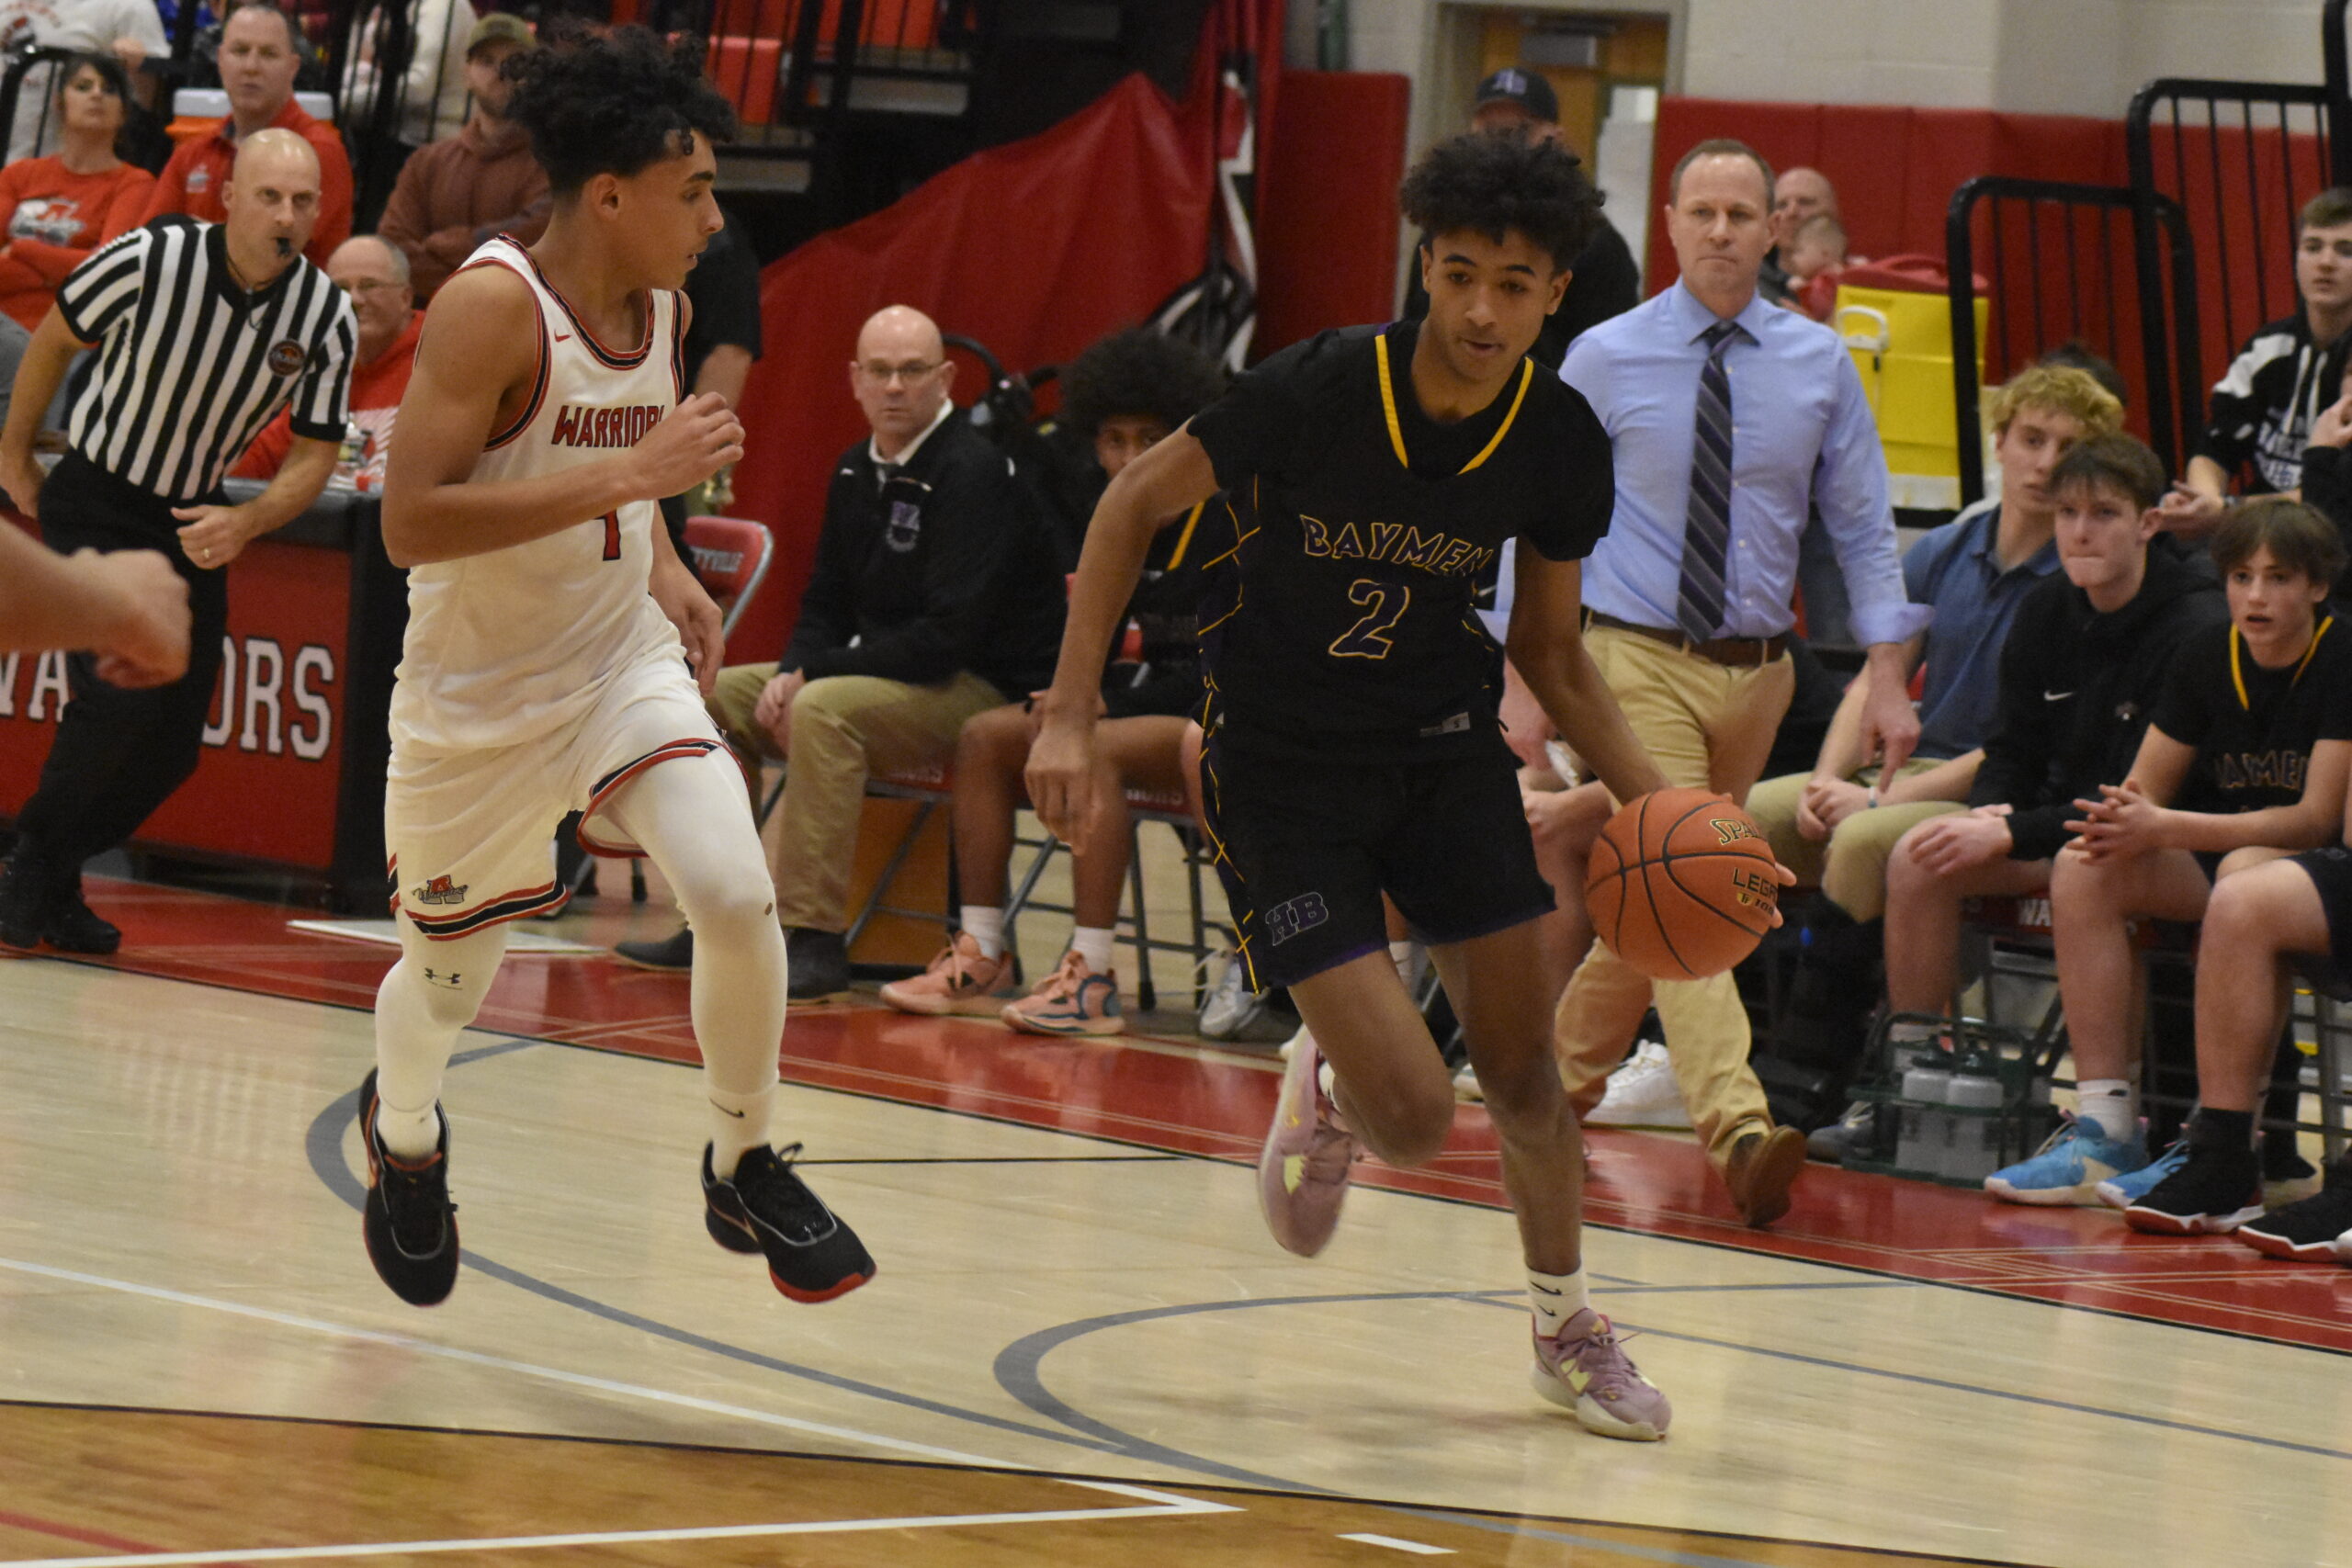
[1553,626,1795,1170]
[707,662,1002,932]
[1747,758,1963,921]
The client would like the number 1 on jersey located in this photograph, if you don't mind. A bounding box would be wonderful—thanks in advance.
[601,510,621,561]
[1329,578,1409,659]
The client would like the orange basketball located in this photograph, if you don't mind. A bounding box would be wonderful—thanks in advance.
[1585,787,1780,981]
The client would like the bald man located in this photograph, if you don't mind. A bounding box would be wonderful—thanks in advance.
[0,126,354,953]
[614,303,1064,996]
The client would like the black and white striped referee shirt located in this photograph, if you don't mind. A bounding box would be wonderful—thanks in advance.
[55,215,356,502]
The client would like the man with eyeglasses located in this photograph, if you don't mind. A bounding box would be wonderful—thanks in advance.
[615,302,1063,998]
[233,235,420,488]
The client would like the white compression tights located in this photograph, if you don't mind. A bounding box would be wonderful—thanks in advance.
[372,749,787,1168]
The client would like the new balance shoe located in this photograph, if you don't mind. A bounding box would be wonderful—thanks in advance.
[878,930,1017,1017]
[702,1142,875,1302]
[356,1069,459,1307]
[1984,1117,2146,1206]
[2123,1141,2264,1235]
[1587,1039,1691,1129]
[2236,1161,2352,1262]
[1531,1307,1670,1441]
[1257,1026,1358,1257]
[1001,949,1123,1036]
[2096,1140,2187,1210]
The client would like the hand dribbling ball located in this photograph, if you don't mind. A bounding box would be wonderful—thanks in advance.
[1585,787,1779,981]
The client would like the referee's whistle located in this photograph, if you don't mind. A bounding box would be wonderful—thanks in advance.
[276,236,294,258]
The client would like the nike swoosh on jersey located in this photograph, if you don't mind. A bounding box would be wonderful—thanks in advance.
[554,332,573,343]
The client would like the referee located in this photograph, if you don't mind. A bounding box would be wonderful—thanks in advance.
[0,130,355,954]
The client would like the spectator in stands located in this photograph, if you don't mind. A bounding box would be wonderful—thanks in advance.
[1786,380,2127,1160]
[141,0,352,265]
[2163,186,2352,536]
[2132,764,2352,1261]
[0,53,154,332]
[1553,137,1921,1227]
[339,0,473,150]
[0,0,164,162]
[232,234,415,485]
[1876,440,2221,1157]
[1753,367,2121,928]
[1781,211,1846,321]
[877,328,1225,1035]
[1982,493,2347,1205]
[1761,166,1838,306]
[376,13,548,299]
[1399,67,1637,370]
[613,304,1064,999]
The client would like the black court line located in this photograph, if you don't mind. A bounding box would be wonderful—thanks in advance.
[81,949,2350,1361]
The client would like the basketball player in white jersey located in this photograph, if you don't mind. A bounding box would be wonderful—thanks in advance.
[355,26,872,1308]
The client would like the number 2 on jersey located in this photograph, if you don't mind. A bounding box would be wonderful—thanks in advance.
[1329,578,1409,659]
[600,511,621,561]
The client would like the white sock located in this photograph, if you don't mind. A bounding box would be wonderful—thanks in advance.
[2075,1078,2137,1144]
[1529,1265,1589,1337]
[961,905,1006,959]
[374,1092,442,1162]
[708,1078,777,1173]
[1069,926,1116,975]
[1887,1020,1941,1052]
[1388,938,1427,993]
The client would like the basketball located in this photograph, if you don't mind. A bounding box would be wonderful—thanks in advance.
[1586,787,1780,982]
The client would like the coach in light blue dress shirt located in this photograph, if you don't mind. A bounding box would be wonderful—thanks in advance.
[1562,282,1928,652]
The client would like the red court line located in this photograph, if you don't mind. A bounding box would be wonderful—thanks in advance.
[28,876,2352,1357]
[0,1504,170,1553]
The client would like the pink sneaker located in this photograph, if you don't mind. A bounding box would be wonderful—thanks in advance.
[1532,1307,1670,1441]
[1256,1027,1358,1257]
[877,931,1017,1017]
[1001,950,1124,1036]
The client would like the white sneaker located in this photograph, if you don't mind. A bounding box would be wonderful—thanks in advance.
[1587,1040,1692,1129]
[1453,1059,1483,1102]
[1201,949,1275,1041]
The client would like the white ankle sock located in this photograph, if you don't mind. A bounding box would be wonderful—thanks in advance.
[374,1094,441,1161]
[708,1079,777,1173]
[1529,1265,1589,1337]
[1069,926,1115,975]
[1388,938,1427,993]
[960,906,1005,959]
[2075,1079,2137,1144]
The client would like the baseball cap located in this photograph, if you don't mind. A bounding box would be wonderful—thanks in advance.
[1474,67,1559,125]
[466,13,534,57]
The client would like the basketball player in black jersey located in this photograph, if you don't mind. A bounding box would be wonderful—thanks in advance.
[1029,132,1695,1439]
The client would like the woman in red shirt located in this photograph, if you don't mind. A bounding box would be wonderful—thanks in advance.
[0,53,156,332]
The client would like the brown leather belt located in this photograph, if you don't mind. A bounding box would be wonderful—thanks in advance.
[1584,610,1788,669]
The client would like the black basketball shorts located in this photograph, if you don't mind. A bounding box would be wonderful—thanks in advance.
[1199,728,1555,991]
[2287,844,2352,979]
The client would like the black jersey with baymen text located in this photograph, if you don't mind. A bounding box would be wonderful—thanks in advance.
[2151,616,2352,813]
[1186,321,1613,755]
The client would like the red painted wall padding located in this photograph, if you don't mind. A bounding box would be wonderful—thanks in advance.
[1256,70,1412,355]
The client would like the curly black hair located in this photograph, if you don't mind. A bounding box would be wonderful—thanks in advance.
[503,23,738,196]
[1057,327,1227,442]
[1399,130,1604,274]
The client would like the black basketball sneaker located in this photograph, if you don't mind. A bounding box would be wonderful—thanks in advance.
[2237,1157,2352,1264]
[701,1142,874,1303]
[356,1069,460,1306]
[2123,1140,2264,1236]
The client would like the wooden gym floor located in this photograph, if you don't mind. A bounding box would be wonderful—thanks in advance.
[0,875,2346,1567]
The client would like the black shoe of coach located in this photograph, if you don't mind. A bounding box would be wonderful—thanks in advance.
[613,927,694,971]
[786,927,851,1003]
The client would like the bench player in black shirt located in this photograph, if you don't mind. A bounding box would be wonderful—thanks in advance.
[1028,132,1688,1440]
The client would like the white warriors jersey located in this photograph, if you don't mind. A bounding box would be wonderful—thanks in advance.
[390,235,687,750]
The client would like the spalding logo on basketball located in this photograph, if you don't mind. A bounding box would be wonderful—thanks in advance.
[1585,785,1779,981]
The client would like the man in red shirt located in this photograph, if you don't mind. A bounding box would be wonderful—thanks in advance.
[233,234,415,486]
[140,1,353,265]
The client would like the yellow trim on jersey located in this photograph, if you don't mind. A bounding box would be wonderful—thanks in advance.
[1374,333,1411,468]
[1373,333,1535,477]
[1166,501,1205,569]
[2230,615,2333,709]
[1460,360,1534,474]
